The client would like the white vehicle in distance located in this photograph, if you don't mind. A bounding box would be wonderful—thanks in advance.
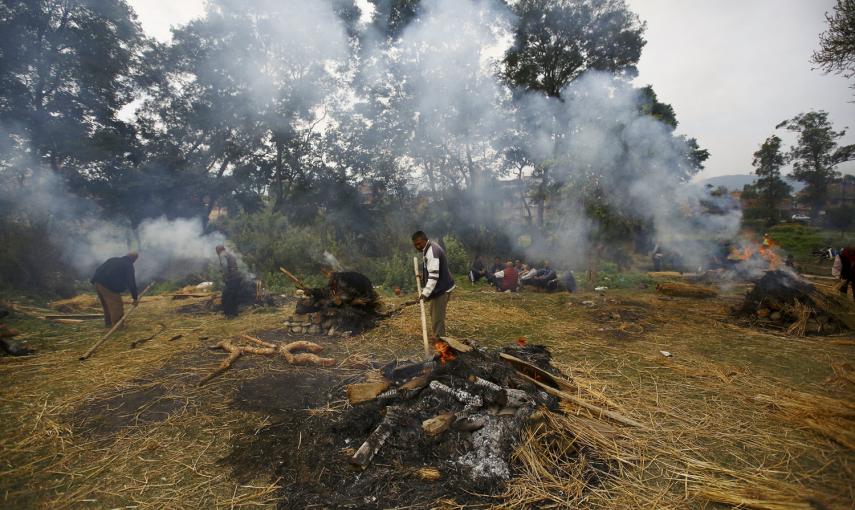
[791,214,810,222]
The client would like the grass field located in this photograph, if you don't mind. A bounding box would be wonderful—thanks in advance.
[0,277,853,509]
[767,223,855,275]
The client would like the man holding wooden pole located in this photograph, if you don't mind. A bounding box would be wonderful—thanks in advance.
[90,252,139,327]
[411,231,455,338]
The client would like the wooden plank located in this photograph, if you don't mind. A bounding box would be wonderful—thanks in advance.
[347,381,391,404]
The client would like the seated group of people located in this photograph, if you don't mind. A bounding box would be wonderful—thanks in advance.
[469,256,568,292]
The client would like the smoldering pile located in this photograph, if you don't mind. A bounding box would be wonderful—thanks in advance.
[284,271,387,336]
[338,339,581,496]
[736,270,855,336]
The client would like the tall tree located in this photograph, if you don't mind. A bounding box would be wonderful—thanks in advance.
[500,0,645,231]
[0,0,148,184]
[749,135,790,224]
[813,0,855,93]
[136,0,352,220]
[776,111,854,216]
[502,0,645,99]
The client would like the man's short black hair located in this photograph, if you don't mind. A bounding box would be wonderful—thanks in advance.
[411,231,427,241]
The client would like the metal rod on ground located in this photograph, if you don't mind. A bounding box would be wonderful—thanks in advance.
[413,257,431,358]
[79,282,155,361]
[279,266,307,289]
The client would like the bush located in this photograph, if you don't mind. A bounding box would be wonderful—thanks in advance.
[442,235,470,276]
[0,219,77,296]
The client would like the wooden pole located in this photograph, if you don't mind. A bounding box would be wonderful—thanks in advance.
[413,257,431,358]
[79,283,155,361]
[279,266,306,289]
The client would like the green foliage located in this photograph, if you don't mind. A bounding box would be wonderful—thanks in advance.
[750,134,791,224]
[776,111,853,215]
[592,262,653,289]
[812,0,855,92]
[0,219,76,297]
[502,0,645,98]
[767,223,855,269]
[363,250,415,292]
[218,209,334,279]
[442,235,470,276]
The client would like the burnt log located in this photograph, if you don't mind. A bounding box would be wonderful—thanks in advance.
[351,406,401,467]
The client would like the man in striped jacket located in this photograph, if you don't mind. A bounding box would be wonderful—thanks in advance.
[412,231,455,337]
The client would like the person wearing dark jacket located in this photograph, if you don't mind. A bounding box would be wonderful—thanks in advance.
[412,231,455,337]
[468,255,487,283]
[91,252,139,327]
[528,261,558,290]
[487,256,503,284]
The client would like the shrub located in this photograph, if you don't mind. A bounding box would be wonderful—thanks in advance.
[0,219,77,297]
[442,235,470,276]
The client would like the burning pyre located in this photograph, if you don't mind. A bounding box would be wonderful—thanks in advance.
[286,271,386,336]
[339,339,585,495]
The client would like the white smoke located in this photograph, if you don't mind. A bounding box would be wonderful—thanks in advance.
[0,165,227,283]
[322,250,344,270]
[360,0,741,270]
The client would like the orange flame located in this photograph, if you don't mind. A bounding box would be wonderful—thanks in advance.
[730,240,783,270]
[434,339,457,364]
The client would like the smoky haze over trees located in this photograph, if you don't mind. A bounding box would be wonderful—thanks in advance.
[1,0,734,293]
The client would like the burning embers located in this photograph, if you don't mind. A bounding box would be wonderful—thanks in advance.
[342,339,563,490]
[434,337,457,364]
[736,270,855,336]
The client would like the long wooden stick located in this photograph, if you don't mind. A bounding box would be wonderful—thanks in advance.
[79,282,155,361]
[413,257,430,358]
[279,266,306,289]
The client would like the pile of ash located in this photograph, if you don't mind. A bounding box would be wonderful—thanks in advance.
[736,270,855,335]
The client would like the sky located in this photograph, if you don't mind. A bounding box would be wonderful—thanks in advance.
[127,0,854,180]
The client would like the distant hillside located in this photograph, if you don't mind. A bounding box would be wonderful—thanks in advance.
[695,174,805,192]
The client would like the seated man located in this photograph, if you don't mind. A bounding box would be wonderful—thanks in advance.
[519,263,538,283]
[486,256,503,284]
[495,261,519,292]
[528,261,558,289]
[468,255,488,283]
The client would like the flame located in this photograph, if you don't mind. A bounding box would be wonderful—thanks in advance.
[434,338,457,364]
[517,337,527,347]
[730,240,783,270]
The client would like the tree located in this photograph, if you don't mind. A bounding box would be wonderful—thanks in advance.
[368,0,422,40]
[749,135,791,224]
[136,0,352,220]
[813,0,855,93]
[776,111,854,216]
[0,0,149,190]
[825,204,854,235]
[502,0,645,99]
